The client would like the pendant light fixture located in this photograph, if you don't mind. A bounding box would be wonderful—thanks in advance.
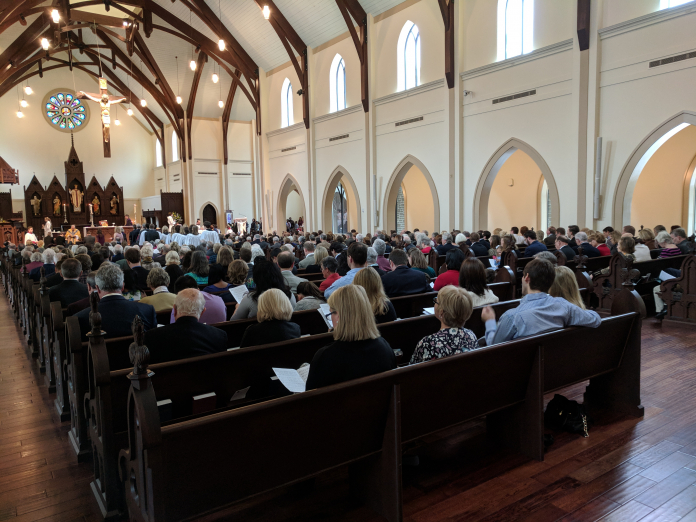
[51,9,60,23]
[114,105,121,125]
[16,86,24,118]
[20,84,28,107]
[217,0,225,51]
[262,5,270,19]
[189,11,197,71]
[127,60,133,116]
[218,70,223,108]
[140,59,147,107]
[175,56,182,104]
[24,81,32,95]
[41,37,49,50]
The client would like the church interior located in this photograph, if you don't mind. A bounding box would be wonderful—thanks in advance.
[1,0,696,520]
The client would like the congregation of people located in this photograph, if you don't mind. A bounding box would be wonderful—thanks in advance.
[6,217,695,392]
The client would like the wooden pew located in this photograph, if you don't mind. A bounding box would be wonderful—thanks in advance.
[658,254,696,327]
[50,302,71,422]
[118,312,642,522]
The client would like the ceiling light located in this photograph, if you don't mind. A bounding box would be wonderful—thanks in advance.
[114,118,121,126]
[262,5,270,19]
[16,110,23,118]
[51,9,60,23]
[140,99,147,107]
[218,99,224,108]
[212,73,219,83]
[127,108,134,116]
[176,95,182,104]
[218,39,225,52]
[20,99,28,108]
[24,85,33,95]
[190,59,196,71]
[41,38,49,50]
[123,19,130,27]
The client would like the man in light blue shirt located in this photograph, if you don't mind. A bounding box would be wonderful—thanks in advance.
[482,258,601,346]
[324,242,368,299]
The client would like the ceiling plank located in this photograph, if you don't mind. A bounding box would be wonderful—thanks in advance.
[186,50,206,160]
[335,0,368,112]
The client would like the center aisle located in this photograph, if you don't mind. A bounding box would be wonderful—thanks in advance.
[0,294,100,521]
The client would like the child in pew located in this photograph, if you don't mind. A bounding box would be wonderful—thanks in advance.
[409,286,478,364]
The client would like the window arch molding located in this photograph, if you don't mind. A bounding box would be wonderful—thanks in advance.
[281,78,294,128]
[497,0,534,62]
[171,131,179,162]
[329,54,346,113]
[397,21,420,92]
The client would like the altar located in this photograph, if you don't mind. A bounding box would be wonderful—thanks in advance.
[84,226,133,243]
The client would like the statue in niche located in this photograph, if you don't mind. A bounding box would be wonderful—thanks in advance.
[30,194,42,216]
[110,194,119,215]
[70,184,84,212]
[92,195,100,215]
[53,194,61,216]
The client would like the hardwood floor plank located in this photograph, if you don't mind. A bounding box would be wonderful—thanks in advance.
[628,440,683,468]
[637,485,696,521]
[639,452,696,482]
[601,474,657,505]
[558,496,620,522]
[596,499,653,521]
[634,467,696,509]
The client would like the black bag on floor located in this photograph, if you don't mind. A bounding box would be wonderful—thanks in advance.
[544,394,589,437]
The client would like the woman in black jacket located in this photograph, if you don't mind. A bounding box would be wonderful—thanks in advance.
[239,288,301,348]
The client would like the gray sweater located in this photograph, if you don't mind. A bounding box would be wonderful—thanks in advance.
[293,296,325,312]
[230,291,297,320]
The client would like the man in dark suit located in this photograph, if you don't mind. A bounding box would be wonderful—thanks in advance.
[574,232,602,258]
[129,225,140,246]
[75,263,156,340]
[523,230,548,257]
[124,247,149,291]
[144,289,227,363]
[153,244,167,266]
[480,231,491,250]
[48,258,89,308]
[144,223,159,242]
[544,226,557,248]
[469,232,489,257]
[554,236,576,261]
[380,249,431,298]
[111,245,124,263]
[436,232,458,255]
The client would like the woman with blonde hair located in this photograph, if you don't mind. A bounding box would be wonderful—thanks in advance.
[305,285,396,390]
[353,267,397,324]
[410,285,477,364]
[408,248,436,278]
[240,288,301,348]
[550,266,586,309]
[209,245,234,284]
[637,228,656,250]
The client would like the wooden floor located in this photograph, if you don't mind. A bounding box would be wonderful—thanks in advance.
[1,292,696,522]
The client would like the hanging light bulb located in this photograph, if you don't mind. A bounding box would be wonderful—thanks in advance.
[20,99,28,108]
[218,99,224,108]
[190,59,197,71]
[51,9,60,23]
[41,38,49,50]
[17,110,24,118]
[212,73,219,84]
[218,39,225,51]
[114,118,121,126]
[24,85,32,95]
[176,95,182,104]
[140,98,147,107]
[262,5,270,19]
[127,107,134,116]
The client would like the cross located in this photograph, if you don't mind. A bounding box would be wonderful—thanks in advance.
[76,77,126,158]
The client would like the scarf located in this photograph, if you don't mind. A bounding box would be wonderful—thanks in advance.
[142,256,154,264]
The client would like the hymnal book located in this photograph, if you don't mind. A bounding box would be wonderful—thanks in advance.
[429,281,435,289]
[272,365,310,393]
[423,307,435,315]
[659,270,676,281]
[229,285,248,304]
[157,399,172,422]
[230,386,250,402]
[192,392,216,414]
[319,303,333,329]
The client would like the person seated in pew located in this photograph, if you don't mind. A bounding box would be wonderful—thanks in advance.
[555,236,576,262]
[436,232,457,255]
[230,258,296,320]
[75,263,157,339]
[122,269,143,301]
[381,248,432,298]
[469,232,489,257]
[302,245,327,274]
[44,258,65,287]
[670,228,693,255]
[298,241,315,269]
[590,232,611,256]
[522,230,548,257]
[278,251,307,294]
[48,258,89,308]
[203,259,249,304]
[294,281,326,311]
[353,267,397,324]
[594,236,639,279]
[172,276,227,324]
[207,246,233,285]
[533,251,558,266]
[373,238,392,273]
[458,258,499,307]
[319,256,341,293]
[655,231,682,259]
[67,271,97,316]
[637,228,656,251]
[145,289,228,363]
[410,286,477,364]
[365,247,387,277]
[574,232,602,258]
[240,289,302,348]
[164,250,185,293]
[124,247,149,292]
[409,248,436,278]
[324,242,368,299]
[549,266,586,309]
[28,248,56,281]
[184,250,210,286]
[481,259,600,346]
[22,251,43,276]
[632,235,652,262]
[305,285,396,390]
[139,268,176,312]
[432,248,465,291]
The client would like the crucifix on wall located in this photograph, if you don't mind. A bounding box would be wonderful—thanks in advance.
[76,77,126,158]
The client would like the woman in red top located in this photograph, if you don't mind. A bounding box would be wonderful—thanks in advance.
[433,248,465,291]
[419,235,432,254]
[591,233,611,256]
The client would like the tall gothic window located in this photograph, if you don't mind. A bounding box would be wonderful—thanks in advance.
[281,78,293,128]
[497,0,534,61]
[171,131,179,162]
[156,139,162,167]
[397,21,420,92]
[332,182,347,233]
[330,54,346,113]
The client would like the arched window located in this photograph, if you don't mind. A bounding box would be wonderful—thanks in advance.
[397,21,420,92]
[332,182,347,233]
[281,78,293,128]
[330,54,346,113]
[171,131,179,162]
[155,139,162,167]
[660,0,690,8]
[497,0,534,61]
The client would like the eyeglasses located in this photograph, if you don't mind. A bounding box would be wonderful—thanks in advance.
[432,297,438,305]
[330,310,337,316]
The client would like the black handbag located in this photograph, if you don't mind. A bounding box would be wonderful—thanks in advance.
[544,394,589,437]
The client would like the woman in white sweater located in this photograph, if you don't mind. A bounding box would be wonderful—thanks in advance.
[458,257,500,308]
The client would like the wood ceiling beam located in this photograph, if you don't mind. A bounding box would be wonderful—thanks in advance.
[0,0,46,29]
[0,12,49,73]
[255,0,309,128]
[577,0,591,52]
[438,0,454,89]
[335,0,368,112]
[222,68,241,164]
[186,50,207,160]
